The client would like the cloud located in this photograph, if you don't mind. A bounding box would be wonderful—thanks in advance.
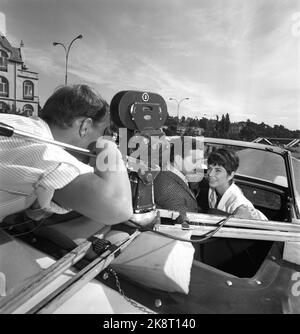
[25,47,61,74]
[5,0,299,130]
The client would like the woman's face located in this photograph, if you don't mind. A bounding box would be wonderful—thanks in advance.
[207,164,233,191]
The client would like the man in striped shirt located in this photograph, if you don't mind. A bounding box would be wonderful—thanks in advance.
[0,84,133,226]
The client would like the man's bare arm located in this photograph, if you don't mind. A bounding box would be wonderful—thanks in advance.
[53,141,133,225]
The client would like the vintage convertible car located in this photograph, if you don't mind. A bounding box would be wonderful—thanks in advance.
[0,92,300,314]
[94,137,300,314]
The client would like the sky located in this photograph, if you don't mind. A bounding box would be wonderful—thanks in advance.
[1,0,300,130]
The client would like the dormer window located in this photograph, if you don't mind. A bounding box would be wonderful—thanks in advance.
[23,80,34,100]
[0,50,8,71]
[0,76,8,96]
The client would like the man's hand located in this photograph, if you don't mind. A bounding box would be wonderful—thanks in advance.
[53,138,133,225]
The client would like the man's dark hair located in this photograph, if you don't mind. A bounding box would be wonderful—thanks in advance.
[40,84,109,128]
[169,136,199,163]
[207,148,239,174]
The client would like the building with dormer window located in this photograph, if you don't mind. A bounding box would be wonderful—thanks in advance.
[0,13,39,117]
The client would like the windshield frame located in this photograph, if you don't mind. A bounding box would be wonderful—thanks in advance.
[287,153,300,219]
[204,138,288,183]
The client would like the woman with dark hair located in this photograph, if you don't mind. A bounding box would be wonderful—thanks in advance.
[207,148,267,220]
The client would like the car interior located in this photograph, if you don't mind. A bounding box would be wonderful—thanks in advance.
[187,165,290,278]
[3,147,290,281]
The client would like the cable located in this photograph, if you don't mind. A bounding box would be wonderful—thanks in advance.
[2,207,237,243]
[2,217,46,237]
[128,210,237,244]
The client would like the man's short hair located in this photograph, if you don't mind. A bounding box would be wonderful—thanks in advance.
[40,84,109,128]
[207,148,239,174]
[169,136,199,163]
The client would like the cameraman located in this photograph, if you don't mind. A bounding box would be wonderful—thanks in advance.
[0,84,133,225]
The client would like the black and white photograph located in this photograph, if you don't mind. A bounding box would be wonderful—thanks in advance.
[0,0,300,316]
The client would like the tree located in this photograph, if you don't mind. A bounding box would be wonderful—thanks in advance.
[225,113,230,133]
[214,115,220,137]
[220,114,226,137]
[188,118,198,127]
[199,117,208,131]
[240,120,257,141]
[163,115,299,141]
[164,124,177,136]
[165,115,177,127]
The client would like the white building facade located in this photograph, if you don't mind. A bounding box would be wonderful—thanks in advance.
[0,14,39,117]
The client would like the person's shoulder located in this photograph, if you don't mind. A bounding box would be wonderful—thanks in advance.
[2,114,51,138]
[154,171,182,193]
[226,184,254,212]
[154,170,173,182]
[227,183,244,199]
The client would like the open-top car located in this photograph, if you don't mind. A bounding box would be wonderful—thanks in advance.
[0,91,300,314]
[91,137,300,314]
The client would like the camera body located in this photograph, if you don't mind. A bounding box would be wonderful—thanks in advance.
[110,90,168,134]
[110,91,169,214]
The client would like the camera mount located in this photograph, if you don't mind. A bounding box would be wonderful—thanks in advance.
[110,91,169,214]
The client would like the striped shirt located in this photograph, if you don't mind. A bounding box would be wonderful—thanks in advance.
[0,114,94,221]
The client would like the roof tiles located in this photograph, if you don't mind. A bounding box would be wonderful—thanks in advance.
[0,35,22,63]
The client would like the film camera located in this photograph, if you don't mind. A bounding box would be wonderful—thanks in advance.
[110,91,169,217]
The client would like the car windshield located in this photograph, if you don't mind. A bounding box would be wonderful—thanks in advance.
[204,143,288,187]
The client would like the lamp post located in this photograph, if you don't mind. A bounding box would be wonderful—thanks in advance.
[53,34,83,85]
[169,97,189,121]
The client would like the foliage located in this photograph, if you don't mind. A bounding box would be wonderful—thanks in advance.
[164,114,300,142]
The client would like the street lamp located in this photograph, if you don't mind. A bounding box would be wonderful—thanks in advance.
[53,34,83,85]
[169,97,189,120]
